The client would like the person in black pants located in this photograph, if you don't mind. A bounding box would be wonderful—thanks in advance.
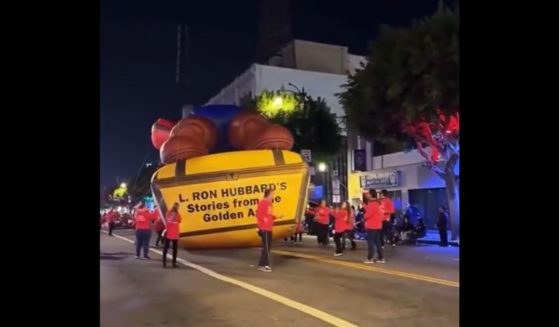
[162,203,182,268]
[162,238,178,267]
[437,206,449,247]
[363,190,385,264]
[256,189,278,272]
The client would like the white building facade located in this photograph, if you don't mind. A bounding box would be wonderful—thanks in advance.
[204,39,452,228]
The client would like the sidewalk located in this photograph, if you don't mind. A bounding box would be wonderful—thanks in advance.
[303,230,459,247]
[417,230,459,246]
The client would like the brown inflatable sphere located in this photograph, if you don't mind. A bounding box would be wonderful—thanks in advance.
[248,124,294,150]
[170,116,218,150]
[228,111,270,149]
[160,135,209,164]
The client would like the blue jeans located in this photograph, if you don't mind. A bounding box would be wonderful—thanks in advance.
[366,229,383,261]
[135,229,151,258]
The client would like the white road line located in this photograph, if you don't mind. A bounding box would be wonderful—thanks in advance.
[102,231,359,327]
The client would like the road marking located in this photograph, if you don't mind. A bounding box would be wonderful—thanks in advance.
[102,231,358,327]
[272,249,459,288]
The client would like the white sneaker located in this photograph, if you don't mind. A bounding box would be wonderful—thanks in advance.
[376,259,386,264]
[334,253,343,257]
[363,259,375,264]
[258,266,272,272]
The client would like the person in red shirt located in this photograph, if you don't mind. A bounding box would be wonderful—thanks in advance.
[256,189,278,272]
[363,189,386,264]
[133,201,156,259]
[314,200,331,246]
[100,212,106,231]
[333,201,351,256]
[153,207,165,247]
[343,205,357,251]
[106,209,117,236]
[380,190,395,247]
[163,202,182,268]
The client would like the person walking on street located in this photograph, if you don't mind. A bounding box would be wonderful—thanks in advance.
[380,190,395,247]
[333,201,350,256]
[343,205,357,250]
[154,208,165,247]
[107,209,116,236]
[163,203,182,268]
[363,190,386,264]
[133,201,156,260]
[314,200,331,246]
[256,189,279,272]
[437,206,449,247]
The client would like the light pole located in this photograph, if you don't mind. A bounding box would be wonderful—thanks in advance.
[317,162,328,201]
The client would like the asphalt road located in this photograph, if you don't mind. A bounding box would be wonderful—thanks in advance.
[101,229,459,327]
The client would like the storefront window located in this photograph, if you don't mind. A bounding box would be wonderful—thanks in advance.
[408,188,448,230]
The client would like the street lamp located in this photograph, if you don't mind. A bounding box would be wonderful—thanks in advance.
[317,162,327,172]
[120,183,127,188]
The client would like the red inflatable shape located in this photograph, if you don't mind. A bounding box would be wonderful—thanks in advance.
[151,119,175,150]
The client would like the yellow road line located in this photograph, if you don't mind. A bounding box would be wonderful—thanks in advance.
[102,231,359,327]
[272,249,459,288]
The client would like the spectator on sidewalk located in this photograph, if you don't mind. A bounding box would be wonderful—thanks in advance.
[437,206,449,247]
[363,190,386,264]
[163,203,182,268]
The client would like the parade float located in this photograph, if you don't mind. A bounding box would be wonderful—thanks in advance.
[150,105,310,249]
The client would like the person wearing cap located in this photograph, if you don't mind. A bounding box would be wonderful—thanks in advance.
[163,203,182,268]
[133,201,156,259]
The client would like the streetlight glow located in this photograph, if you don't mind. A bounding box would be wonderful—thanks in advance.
[120,183,127,188]
[273,96,283,107]
[317,162,327,172]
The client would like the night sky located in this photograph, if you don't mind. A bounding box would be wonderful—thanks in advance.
[100,0,456,188]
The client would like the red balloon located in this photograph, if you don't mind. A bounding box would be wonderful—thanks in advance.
[151,119,175,150]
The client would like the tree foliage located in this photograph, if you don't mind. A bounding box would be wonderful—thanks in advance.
[338,2,460,238]
[339,1,459,176]
[241,89,343,161]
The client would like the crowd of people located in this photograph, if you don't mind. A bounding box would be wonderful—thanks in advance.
[100,200,182,268]
[101,187,451,273]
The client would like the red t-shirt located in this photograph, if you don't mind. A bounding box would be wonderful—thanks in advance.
[256,198,274,231]
[334,209,349,233]
[134,208,155,230]
[346,209,355,231]
[364,201,384,230]
[106,211,116,223]
[380,198,394,220]
[314,206,330,225]
[165,210,182,240]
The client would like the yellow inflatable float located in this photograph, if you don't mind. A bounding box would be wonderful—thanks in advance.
[151,149,309,249]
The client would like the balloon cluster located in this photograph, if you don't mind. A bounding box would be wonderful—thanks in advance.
[151,105,294,164]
